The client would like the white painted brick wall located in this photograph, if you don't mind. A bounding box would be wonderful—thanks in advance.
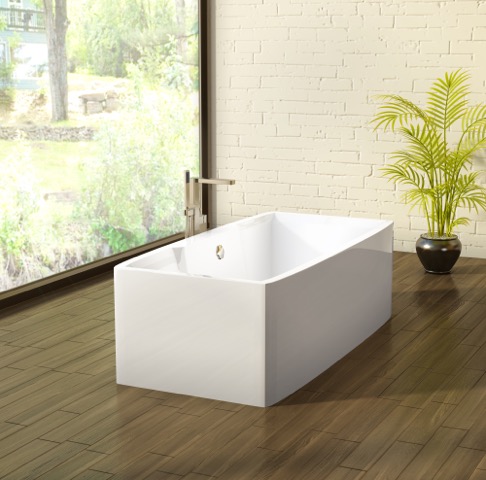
[211,0,486,258]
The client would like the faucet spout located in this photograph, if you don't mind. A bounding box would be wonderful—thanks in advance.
[195,178,236,186]
[184,170,235,238]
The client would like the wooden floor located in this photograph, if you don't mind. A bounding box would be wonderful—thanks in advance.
[0,251,485,479]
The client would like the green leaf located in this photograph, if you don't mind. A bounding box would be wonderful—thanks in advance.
[426,69,470,130]
[371,94,429,132]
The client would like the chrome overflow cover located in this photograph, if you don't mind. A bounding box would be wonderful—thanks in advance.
[216,245,224,260]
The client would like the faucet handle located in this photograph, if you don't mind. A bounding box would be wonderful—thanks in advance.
[196,177,235,186]
[184,169,235,186]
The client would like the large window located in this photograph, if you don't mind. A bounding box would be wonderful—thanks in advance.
[0,0,201,294]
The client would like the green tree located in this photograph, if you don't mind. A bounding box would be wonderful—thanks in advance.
[67,0,198,86]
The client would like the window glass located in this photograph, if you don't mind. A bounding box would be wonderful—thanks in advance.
[0,0,200,292]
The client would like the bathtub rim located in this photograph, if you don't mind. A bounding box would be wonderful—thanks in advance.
[115,211,394,285]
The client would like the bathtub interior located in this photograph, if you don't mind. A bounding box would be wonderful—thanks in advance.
[125,212,391,282]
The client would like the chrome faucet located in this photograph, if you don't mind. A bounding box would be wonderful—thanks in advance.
[184,170,235,237]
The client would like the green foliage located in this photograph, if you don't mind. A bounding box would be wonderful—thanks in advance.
[67,0,199,86]
[79,81,198,254]
[0,147,96,290]
[0,34,19,105]
[0,150,39,288]
[372,70,486,237]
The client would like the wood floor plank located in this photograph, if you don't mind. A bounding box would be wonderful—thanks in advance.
[180,474,216,480]
[411,328,470,370]
[327,392,398,441]
[432,446,485,480]
[340,406,421,470]
[6,371,92,426]
[256,390,338,451]
[369,329,420,360]
[71,470,114,480]
[55,342,114,375]
[396,427,467,480]
[0,314,98,348]
[378,328,451,379]
[443,372,486,430]
[157,392,227,417]
[461,307,486,346]
[399,370,449,409]
[105,453,170,480]
[398,401,456,445]
[427,343,479,375]
[428,299,480,330]
[384,304,422,334]
[31,318,107,349]
[0,410,77,460]
[2,440,88,480]
[70,322,115,343]
[4,296,94,329]
[324,468,365,480]
[360,441,422,480]
[60,396,164,447]
[217,446,279,480]
[58,369,117,414]
[430,368,484,405]
[8,339,111,370]
[267,437,357,480]
[380,366,429,402]
[459,401,486,450]
[158,407,262,476]
[0,253,485,479]
[0,369,69,414]
[465,344,486,371]
[0,365,26,383]
[0,344,44,369]
[477,452,486,469]
[257,428,331,479]
[448,301,486,331]
[87,405,179,468]
[188,425,266,477]
[34,448,108,480]
[0,439,60,478]
[42,390,157,443]
[469,470,486,480]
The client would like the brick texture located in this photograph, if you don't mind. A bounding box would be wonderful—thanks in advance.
[212,0,486,258]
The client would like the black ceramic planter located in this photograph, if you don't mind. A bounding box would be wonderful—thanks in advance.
[415,234,462,274]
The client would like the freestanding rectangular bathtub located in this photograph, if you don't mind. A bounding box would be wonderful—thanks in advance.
[115,212,393,407]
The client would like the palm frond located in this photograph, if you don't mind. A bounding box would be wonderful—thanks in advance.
[453,137,486,173]
[459,103,486,149]
[371,94,429,132]
[454,173,486,211]
[448,217,470,235]
[404,123,444,161]
[403,188,435,210]
[426,69,470,130]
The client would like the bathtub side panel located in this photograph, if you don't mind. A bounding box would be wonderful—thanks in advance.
[115,268,266,406]
[265,225,393,406]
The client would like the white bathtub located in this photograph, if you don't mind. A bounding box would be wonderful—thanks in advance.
[114,212,393,407]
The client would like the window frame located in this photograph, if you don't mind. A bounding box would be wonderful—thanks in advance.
[0,0,210,309]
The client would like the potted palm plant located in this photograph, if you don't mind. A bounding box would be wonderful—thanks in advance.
[372,70,486,273]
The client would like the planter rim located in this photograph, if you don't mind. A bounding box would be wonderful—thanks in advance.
[420,233,459,241]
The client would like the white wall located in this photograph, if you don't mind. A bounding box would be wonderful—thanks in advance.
[211,0,486,258]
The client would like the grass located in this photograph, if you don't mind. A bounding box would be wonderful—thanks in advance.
[0,139,100,193]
